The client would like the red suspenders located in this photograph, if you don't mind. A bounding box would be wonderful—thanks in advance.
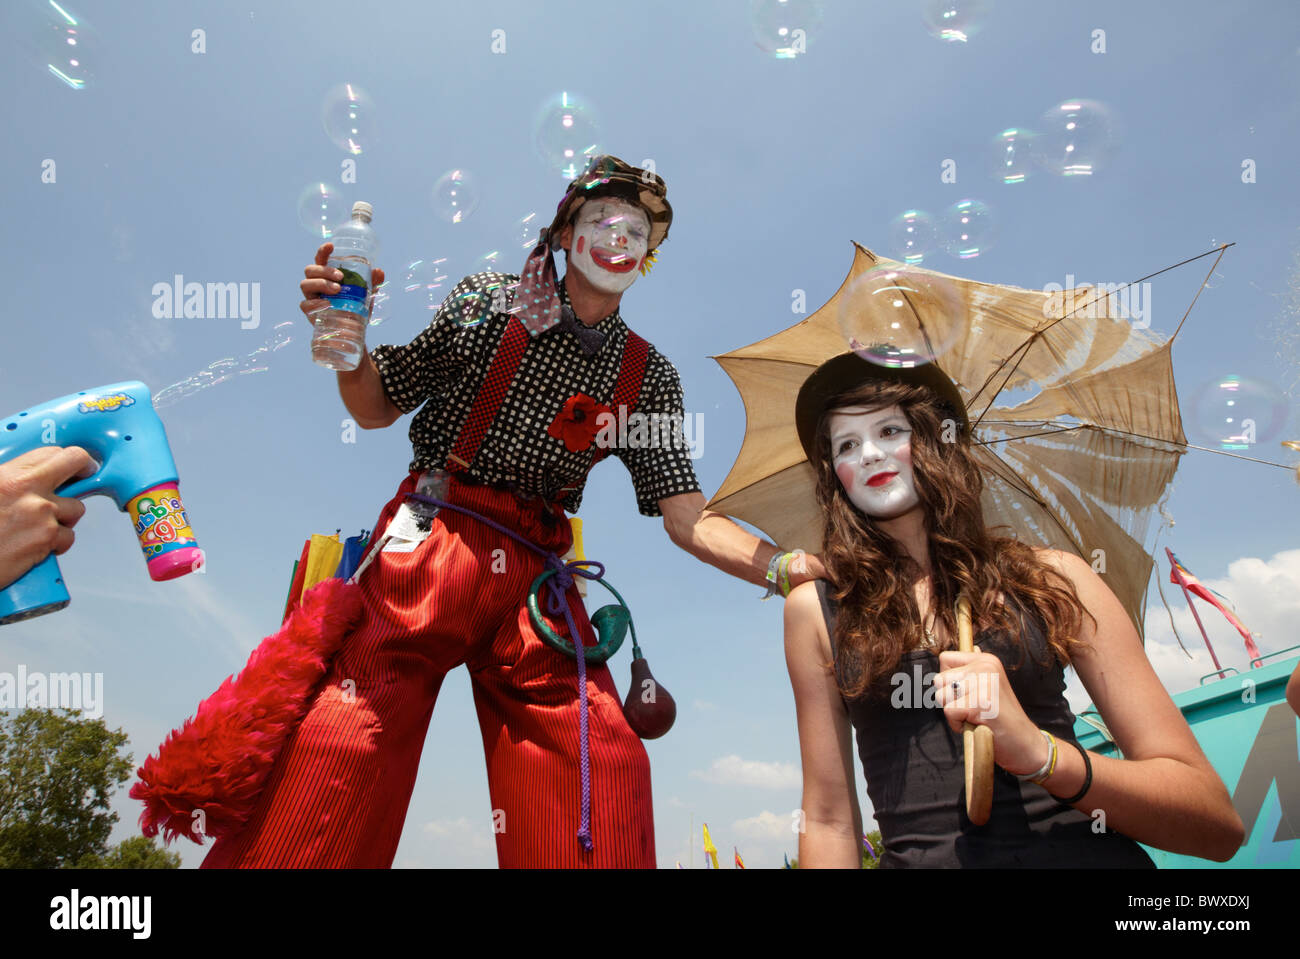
[445,314,650,488]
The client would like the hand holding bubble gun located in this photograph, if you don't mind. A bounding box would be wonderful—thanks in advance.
[0,382,202,625]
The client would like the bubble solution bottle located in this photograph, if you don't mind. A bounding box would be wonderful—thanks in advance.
[311,201,377,371]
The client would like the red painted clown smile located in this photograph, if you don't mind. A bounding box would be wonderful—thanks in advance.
[590,248,639,273]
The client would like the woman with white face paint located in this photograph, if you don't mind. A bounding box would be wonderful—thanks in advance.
[782,352,1243,868]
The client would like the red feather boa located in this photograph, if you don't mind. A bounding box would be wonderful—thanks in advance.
[131,577,363,845]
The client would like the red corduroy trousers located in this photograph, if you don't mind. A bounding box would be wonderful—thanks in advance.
[201,472,655,868]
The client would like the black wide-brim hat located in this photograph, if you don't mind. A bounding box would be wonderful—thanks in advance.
[544,155,672,252]
[795,352,971,462]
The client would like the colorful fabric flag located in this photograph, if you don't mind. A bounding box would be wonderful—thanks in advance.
[734,847,745,869]
[1169,551,1262,662]
[783,853,792,869]
[282,539,312,623]
[862,833,877,860]
[702,823,719,870]
[303,533,344,593]
[333,531,370,581]
[676,861,684,869]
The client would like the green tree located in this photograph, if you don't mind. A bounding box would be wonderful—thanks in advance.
[0,708,177,868]
[77,835,179,869]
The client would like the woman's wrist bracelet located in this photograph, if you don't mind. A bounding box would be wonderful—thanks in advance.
[780,549,805,597]
[1016,729,1056,783]
[760,550,785,600]
[777,552,793,597]
[1053,740,1094,805]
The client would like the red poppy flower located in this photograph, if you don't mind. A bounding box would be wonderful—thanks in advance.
[548,393,612,453]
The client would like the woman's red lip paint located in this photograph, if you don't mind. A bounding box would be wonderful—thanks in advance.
[867,472,897,486]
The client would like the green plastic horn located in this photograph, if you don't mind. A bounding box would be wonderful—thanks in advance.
[527,566,633,664]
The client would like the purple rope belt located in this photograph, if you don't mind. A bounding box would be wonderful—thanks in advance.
[405,492,599,853]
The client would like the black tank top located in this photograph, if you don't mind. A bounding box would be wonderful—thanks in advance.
[814,580,1154,869]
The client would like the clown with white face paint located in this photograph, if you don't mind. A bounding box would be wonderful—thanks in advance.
[179,154,841,872]
[566,198,651,294]
[828,404,921,521]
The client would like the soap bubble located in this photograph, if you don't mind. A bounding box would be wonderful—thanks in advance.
[401,258,450,313]
[749,0,823,59]
[432,169,480,224]
[836,264,966,368]
[153,324,298,410]
[322,83,376,155]
[992,128,1036,185]
[449,286,507,329]
[298,182,346,240]
[534,92,602,180]
[922,0,983,43]
[941,199,995,259]
[39,1,95,90]
[1038,99,1115,177]
[888,210,938,265]
[517,212,540,249]
[472,250,507,274]
[368,280,390,326]
[1188,375,1288,451]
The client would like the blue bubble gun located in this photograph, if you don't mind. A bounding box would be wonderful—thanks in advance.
[0,381,202,625]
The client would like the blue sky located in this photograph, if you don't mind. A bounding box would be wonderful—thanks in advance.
[1,0,1297,868]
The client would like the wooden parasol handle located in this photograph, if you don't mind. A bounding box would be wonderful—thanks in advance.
[956,594,994,825]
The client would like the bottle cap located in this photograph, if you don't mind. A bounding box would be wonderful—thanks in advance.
[351,201,373,221]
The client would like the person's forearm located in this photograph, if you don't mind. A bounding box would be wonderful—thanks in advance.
[1039,744,1244,861]
[799,820,861,868]
[683,510,780,588]
[336,349,399,428]
[671,507,827,590]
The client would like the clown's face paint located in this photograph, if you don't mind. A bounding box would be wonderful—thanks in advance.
[568,198,651,294]
[827,405,921,520]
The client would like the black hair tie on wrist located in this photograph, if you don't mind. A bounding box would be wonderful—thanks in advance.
[1058,740,1093,805]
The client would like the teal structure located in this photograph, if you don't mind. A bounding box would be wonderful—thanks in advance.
[1073,648,1300,868]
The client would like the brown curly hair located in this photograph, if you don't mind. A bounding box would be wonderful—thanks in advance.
[812,378,1094,700]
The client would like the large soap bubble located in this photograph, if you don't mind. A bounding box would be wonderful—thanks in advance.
[1038,99,1115,178]
[1188,375,1288,451]
[922,0,983,43]
[992,128,1036,185]
[432,169,480,224]
[322,83,377,155]
[941,199,995,260]
[297,182,346,240]
[40,1,95,89]
[888,210,938,266]
[749,0,824,58]
[534,92,602,180]
[837,264,966,368]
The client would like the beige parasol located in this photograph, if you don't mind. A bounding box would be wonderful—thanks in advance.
[708,243,1189,637]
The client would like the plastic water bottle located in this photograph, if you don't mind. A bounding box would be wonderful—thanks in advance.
[311,201,377,371]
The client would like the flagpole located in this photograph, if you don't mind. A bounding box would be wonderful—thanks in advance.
[1166,547,1225,678]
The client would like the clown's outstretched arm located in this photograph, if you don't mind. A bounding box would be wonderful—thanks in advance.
[660,491,827,591]
[300,242,399,429]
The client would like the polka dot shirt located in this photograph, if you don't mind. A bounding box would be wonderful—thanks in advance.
[370,272,701,516]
